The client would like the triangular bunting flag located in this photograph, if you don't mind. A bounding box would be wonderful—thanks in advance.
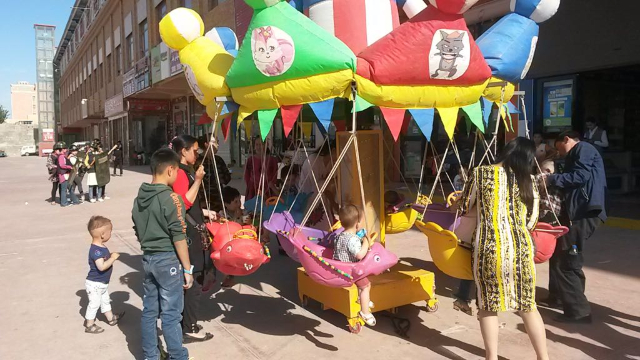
[408,109,435,141]
[281,104,302,138]
[237,107,253,127]
[243,120,253,140]
[461,100,485,133]
[308,99,335,133]
[437,107,460,140]
[504,104,514,132]
[481,97,493,127]
[380,107,406,141]
[258,109,278,141]
[507,101,520,114]
[221,101,239,116]
[499,103,507,121]
[401,112,411,136]
[221,116,231,141]
[353,95,374,113]
[230,113,238,140]
[465,117,473,136]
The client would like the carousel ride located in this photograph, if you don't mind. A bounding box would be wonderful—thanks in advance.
[159,0,566,333]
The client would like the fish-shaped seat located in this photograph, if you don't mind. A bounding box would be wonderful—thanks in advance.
[206,221,270,276]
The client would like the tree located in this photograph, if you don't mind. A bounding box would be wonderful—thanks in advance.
[0,105,8,124]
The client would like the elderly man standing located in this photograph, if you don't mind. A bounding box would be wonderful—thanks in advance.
[543,130,607,323]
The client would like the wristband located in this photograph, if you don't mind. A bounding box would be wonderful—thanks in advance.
[183,265,194,275]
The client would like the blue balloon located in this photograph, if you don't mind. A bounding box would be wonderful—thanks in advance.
[477,13,539,83]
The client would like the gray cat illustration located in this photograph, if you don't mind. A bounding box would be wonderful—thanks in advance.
[431,30,465,79]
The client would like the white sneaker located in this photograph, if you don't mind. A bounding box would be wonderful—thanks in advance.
[90,199,96,203]
[103,196,110,200]
[98,198,104,202]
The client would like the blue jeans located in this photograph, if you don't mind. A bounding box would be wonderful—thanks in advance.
[59,180,78,206]
[454,279,475,302]
[141,252,188,360]
[88,185,102,200]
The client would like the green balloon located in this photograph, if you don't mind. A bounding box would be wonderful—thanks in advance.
[244,0,282,10]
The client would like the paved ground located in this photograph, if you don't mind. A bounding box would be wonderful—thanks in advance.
[1,156,639,360]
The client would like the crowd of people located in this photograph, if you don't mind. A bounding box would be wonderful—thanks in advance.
[74,124,608,360]
[46,139,124,206]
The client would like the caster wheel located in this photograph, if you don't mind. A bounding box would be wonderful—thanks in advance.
[427,302,439,312]
[301,295,309,308]
[348,322,362,334]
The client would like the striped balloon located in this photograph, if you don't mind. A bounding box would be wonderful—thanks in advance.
[204,27,239,55]
[510,0,560,23]
[427,0,479,14]
[302,0,426,54]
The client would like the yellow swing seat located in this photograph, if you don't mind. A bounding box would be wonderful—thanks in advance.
[384,207,419,234]
[415,220,473,280]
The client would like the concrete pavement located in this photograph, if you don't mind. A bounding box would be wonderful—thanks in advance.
[1,156,639,359]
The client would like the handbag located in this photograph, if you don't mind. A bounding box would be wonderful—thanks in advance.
[186,213,211,250]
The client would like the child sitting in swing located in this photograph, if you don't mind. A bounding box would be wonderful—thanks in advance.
[332,204,376,326]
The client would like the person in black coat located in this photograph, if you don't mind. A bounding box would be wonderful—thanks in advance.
[542,130,607,323]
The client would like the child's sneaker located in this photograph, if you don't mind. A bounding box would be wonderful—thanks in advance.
[90,198,96,203]
[98,198,104,202]
[103,196,111,200]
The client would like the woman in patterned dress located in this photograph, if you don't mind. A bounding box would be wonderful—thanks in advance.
[459,137,548,360]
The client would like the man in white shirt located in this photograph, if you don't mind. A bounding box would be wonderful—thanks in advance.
[583,117,608,153]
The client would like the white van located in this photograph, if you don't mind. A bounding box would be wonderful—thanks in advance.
[20,145,37,156]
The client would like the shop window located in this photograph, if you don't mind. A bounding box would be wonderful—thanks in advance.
[139,20,149,57]
[209,0,217,10]
[115,45,122,75]
[126,34,134,70]
[99,63,104,89]
[156,1,167,44]
[106,54,112,83]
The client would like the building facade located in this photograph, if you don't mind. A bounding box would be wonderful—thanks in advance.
[34,24,56,146]
[8,82,38,125]
[55,0,236,165]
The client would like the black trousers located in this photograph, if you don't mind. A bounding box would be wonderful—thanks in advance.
[182,272,203,331]
[50,181,59,201]
[113,159,123,175]
[549,217,602,318]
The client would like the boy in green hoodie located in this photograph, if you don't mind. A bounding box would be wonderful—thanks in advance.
[132,148,193,360]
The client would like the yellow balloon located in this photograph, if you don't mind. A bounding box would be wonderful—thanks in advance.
[159,8,233,104]
[482,77,515,103]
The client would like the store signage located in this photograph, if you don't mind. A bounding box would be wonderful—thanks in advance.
[123,68,136,97]
[151,46,162,85]
[169,49,182,76]
[543,79,573,132]
[128,99,170,112]
[160,43,170,80]
[42,128,55,142]
[135,56,150,92]
[105,93,124,117]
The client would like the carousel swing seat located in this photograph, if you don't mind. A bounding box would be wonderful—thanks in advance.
[285,227,398,288]
[384,205,419,234]
[206,221,271,276]
[531,222,569,264]
[263,211,342,262]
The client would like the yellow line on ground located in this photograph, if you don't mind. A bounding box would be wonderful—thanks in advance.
[605,217,640,231]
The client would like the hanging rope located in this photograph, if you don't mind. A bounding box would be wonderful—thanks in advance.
[288,134,329,212]
[269,139,302,220]
[383,136,417,195]
[416,139,430,200]
[298,136,332,226]
[422,142,450,218]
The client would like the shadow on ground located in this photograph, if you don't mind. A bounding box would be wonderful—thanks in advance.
[76,289,142,359]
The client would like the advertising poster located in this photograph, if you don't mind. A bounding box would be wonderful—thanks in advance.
[543,79,573,132]
[42,129,55,142]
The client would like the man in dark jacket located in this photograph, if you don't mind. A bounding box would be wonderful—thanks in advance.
[544,130,607,323]
[113,141,124,176]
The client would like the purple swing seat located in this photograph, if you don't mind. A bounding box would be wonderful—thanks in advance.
[263,211,342,262]
[264,212,398,288]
